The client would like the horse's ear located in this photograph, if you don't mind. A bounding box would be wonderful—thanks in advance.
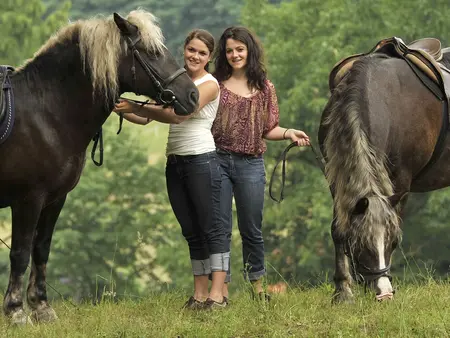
[113,13,138,36]
[388,191,409,208]
[352,197,369,215]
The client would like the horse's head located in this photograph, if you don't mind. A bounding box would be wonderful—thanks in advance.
[339,192,406,299]
[113,12,198,115]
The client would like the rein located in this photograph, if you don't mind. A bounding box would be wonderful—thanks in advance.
[116,97,151,135]
[269,141,326,203]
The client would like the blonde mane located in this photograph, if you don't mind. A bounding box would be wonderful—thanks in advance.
[323,60,401,249]
[29,10,165,103]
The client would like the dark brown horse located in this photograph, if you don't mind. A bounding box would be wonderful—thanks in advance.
[0,10,198,324]
[318,39,450,303]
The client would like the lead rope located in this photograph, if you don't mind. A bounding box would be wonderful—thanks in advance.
[269,142,327,203]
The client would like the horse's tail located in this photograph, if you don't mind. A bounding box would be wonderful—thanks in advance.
[322,63,400,247]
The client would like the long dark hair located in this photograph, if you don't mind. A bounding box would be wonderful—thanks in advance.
[213,26,266,91]
[184,29,215,71]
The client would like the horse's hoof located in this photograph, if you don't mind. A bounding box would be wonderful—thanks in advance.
[376,292,394,302]
[31,307,58,323]
[332,290,354,304]
[10,309,33,326]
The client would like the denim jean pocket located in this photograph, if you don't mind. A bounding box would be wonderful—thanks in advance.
[243,156,264,165]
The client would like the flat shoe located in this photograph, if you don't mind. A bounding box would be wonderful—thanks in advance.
[182,296,204,310]
[203,297,227,310]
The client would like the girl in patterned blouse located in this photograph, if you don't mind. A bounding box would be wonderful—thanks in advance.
[212,26,310,301]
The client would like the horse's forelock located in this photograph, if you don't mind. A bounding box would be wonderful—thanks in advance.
[126,10,165,54]
[323,58,400,250]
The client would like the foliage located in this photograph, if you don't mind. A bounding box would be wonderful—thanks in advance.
[44,0,243,56]
[0,0,70,65]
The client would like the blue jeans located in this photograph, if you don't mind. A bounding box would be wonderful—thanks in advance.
[166,151,229,274]
[216,148,266,282]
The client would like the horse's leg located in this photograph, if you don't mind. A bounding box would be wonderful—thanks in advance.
[331,217,354,304]
[374,193,409,301]
[27,195,66,323]
[4,196,45,325]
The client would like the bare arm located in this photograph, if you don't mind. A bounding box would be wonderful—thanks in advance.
[264,125,310,146]
[114,100,179,124]
[118,111,152,125]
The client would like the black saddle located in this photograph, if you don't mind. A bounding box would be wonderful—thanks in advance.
[0,65,15,145]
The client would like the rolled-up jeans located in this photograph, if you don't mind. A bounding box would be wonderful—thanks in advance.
[216,148,266,282]
[166,151,229,275]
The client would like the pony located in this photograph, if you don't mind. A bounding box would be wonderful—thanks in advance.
[0,10,198,325]
[318,38,450,303]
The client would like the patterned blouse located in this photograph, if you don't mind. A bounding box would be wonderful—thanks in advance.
[212,79,280,155]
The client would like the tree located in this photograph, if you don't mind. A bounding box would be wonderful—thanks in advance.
[0,0,70,65]
[44,0,243,56]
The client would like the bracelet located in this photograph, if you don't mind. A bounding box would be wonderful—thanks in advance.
[283,128,290,140]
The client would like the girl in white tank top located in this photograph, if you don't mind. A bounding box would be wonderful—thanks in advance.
[165,73,219,156]
[113,29,229,309]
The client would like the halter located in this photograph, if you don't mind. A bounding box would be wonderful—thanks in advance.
[344,239,392,284]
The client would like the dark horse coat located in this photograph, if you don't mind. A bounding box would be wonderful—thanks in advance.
[319,43,450,303]
[0,11,198,324]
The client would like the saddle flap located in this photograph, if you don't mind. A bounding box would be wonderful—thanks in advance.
[329,53,363,91]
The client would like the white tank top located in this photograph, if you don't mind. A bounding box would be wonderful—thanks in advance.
[166,73,219,156]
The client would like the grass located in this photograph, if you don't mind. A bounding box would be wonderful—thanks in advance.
[0,279,448,337]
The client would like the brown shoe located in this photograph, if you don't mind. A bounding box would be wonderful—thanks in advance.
[203,297,227,310]
[182,296,204,310]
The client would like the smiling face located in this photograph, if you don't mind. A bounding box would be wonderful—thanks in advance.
[225,38,248,71]
[184,38,211,75]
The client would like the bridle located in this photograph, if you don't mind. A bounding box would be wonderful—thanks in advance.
[91,33,189,167]
[124,34,188,112]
